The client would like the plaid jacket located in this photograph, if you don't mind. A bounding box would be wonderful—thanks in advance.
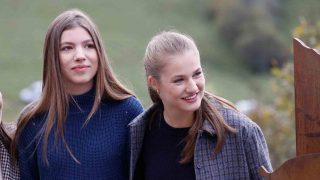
[129,102,272,180]
[0,139,19,180]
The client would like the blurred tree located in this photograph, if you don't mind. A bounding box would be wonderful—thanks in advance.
[209,0,288,73]
[293,17,320,50]
[249,62,295,169]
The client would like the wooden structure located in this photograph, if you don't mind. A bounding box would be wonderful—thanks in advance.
[260,38,320,179]
[294,38,320,155]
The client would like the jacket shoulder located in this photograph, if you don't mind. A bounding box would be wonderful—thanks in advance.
[217,102,262,136]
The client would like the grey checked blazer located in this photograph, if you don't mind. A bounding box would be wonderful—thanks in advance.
[0,138,19,179]
[129,101,272,180]
[0,123,19,180]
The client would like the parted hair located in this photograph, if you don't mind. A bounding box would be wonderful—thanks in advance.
[144,30,237,163]
[12,9,134,164]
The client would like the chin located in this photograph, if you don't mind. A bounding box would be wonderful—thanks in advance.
[183,102,202,112]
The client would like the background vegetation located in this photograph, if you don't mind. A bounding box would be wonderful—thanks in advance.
[1,0,320,169]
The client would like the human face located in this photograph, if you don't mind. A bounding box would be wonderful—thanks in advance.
[59,27,98,95]
[151,50,205,118]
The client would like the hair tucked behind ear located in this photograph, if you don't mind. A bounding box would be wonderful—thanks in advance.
[144,30,237,163]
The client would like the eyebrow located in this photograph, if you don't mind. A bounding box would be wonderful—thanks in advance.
[60,39,94,45]
[172,67,202,78]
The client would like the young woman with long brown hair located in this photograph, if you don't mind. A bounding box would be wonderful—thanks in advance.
[12,9,143,179]
[129,31,272,180]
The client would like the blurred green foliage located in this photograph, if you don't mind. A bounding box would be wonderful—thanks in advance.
[209,0,288,72]
[293,18,320,50]
[249,63,295,169]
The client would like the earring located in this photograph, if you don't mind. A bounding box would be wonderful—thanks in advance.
[156,89,159,94]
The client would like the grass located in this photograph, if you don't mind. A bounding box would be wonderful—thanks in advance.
[0,0,319,121]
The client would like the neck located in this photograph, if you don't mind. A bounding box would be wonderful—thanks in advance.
[67,83,94,96]
[163,109,194,128]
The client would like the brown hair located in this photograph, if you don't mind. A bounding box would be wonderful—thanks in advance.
[12,9,133,164]
[144,30,237,163]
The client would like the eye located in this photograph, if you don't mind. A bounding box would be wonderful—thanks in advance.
[60,46,73,52]
[193,71,202,78]
[173,78,183,84]
[84,43,96,49]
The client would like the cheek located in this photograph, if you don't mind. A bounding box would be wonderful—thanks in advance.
[91,53,99,67]
[166,85,184,97]
[59,53,70,68]
[159,84,175,98]
[92,59,99,73]
[60,68,69,83]
[59,59,67,72]
[58,58,71,80]
[198,78,205,90]
[89,50,98,59]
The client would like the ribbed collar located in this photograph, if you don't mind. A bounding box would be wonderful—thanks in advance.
[69,88,96,112]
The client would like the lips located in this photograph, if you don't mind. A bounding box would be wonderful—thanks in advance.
[182,93,198,102]
[71,65,90,72]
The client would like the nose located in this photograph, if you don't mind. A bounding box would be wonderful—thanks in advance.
[186,79,198,93]
[74,47,86,61]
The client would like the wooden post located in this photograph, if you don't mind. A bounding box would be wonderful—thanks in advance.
[259,38,320,179]
[293,38,320,156]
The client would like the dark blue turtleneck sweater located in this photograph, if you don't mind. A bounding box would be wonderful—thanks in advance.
[18,89,144,179]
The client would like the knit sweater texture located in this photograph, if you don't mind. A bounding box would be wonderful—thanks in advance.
[18,89,144,180]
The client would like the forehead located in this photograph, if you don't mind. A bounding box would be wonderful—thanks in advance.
[60,27,92,42]
[161,51,201,76]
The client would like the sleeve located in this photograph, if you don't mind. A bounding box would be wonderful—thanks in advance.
[244,122,273,180]
[126,96,144,122]
[18,122,40,180]
[125,96,144,163]
[125,96,144,177]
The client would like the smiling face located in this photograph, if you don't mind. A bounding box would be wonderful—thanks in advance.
[149,50,205,118]
[59,26,98,95]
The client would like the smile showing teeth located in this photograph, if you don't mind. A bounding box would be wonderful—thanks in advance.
[184,94,197,100]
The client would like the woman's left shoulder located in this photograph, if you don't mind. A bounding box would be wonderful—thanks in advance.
[209,96,259,131]
[122,96,143,108]
[219,105,261,133]
[120,96,144,122]
[114,96,144,115]
[103,96,142,108]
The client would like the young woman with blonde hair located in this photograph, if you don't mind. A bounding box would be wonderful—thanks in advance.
[129,31,272,180]
[12,9,143,179]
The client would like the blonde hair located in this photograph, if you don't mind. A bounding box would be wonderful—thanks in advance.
[144,30,237,163]
[13,9,133,164]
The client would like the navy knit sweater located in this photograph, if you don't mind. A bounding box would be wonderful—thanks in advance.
[18,89,144,179]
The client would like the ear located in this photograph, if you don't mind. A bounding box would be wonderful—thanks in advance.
[147,76,159,92]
